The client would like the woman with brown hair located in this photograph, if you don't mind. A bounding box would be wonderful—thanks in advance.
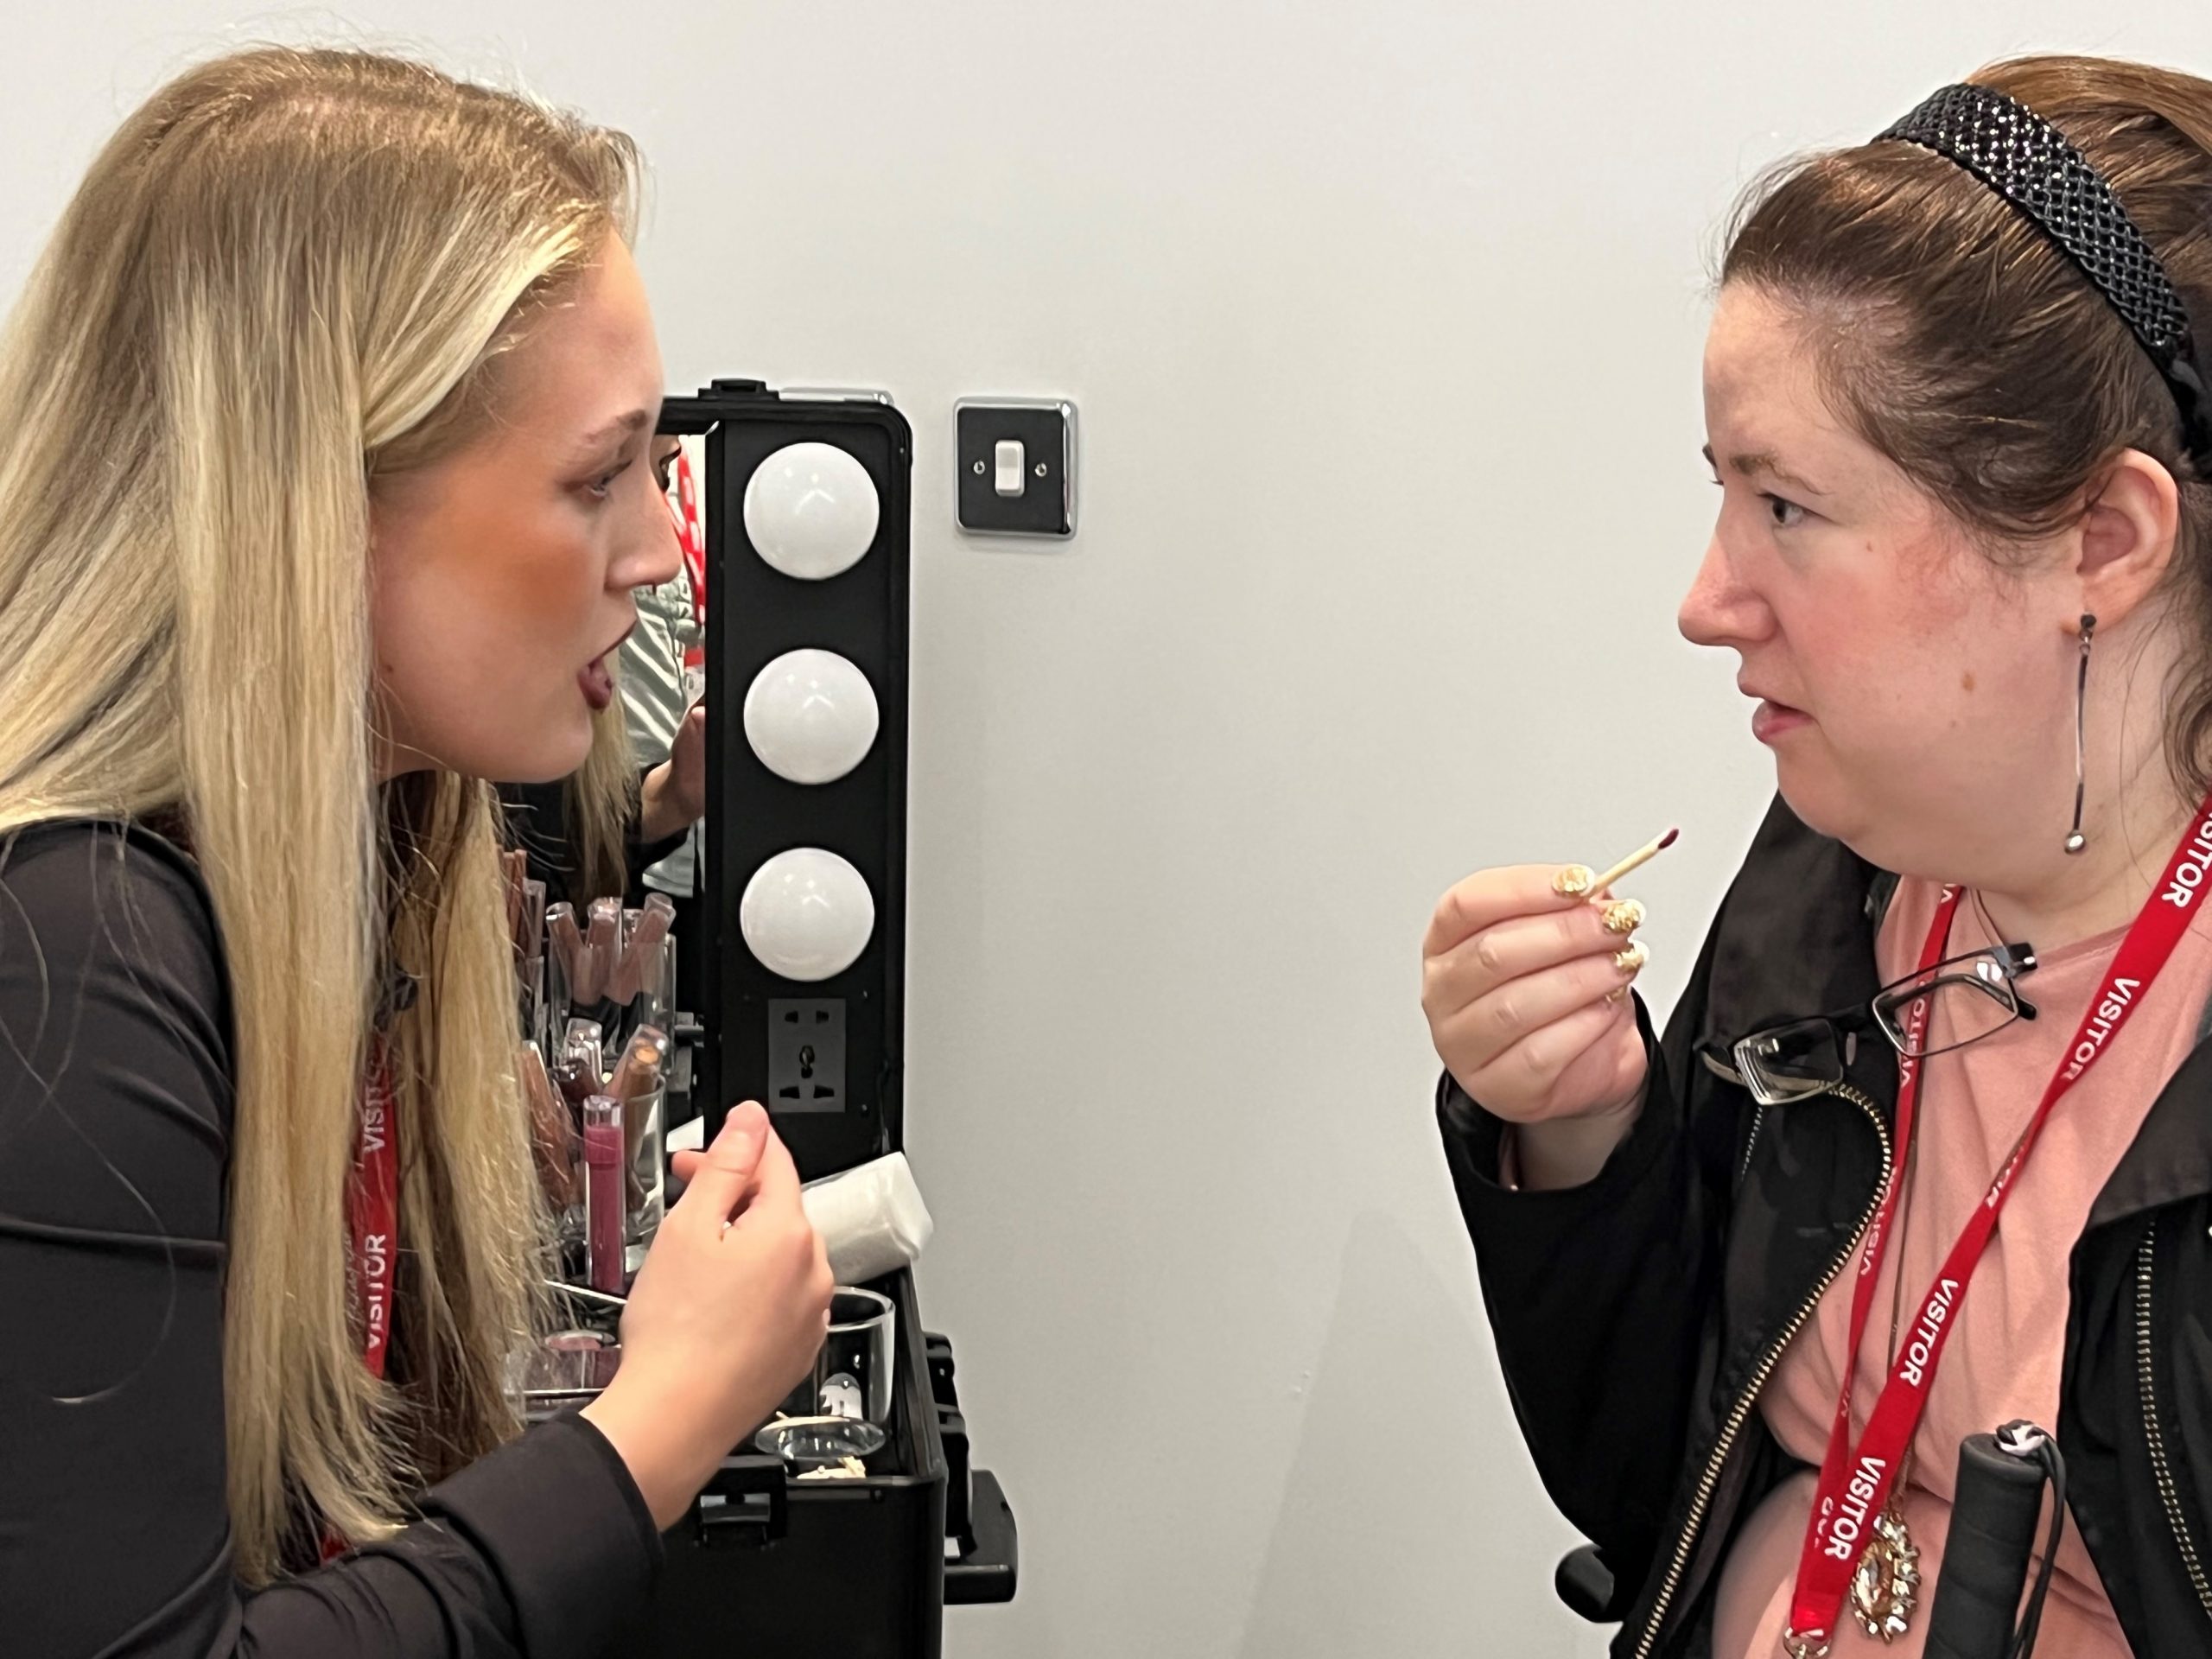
[1425,54,2212,1658]
[0,47,832,1655]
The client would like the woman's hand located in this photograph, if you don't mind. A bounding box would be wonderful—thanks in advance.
[639,703,707,842]
[581,1102,832,1529]
[1421,864,1651,1187]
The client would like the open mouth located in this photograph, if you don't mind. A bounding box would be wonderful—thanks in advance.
[579,653,616,712]
[1751,698,1810,742]
[578,623,633,713]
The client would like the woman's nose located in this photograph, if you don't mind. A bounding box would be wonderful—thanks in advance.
[614,485,684,593]
[1678,531,1767,648]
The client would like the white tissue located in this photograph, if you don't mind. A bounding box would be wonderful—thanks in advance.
[801,1151,934,1284]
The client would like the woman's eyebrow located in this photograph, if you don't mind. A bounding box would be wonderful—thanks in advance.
[1702,442,1827,497]
[575,405,658,451]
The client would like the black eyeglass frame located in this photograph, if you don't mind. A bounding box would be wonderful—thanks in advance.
[1700,941,2040,1107]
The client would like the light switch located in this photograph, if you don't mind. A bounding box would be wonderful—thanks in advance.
[957,400,1077,537]
[994,439,1026,497]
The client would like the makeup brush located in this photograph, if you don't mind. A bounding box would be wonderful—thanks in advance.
[1556,828,1680,899]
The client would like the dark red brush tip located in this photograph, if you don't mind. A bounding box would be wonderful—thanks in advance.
[1658,828,1680,850]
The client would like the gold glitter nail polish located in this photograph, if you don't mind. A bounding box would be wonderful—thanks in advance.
[1613,940,1649,975]
[1554,864,1595,899]
[1602,899,1646,936]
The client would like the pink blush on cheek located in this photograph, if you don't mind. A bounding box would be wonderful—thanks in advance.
[412,459,605,639]
[370,458,616,784]
[467,533,600,639]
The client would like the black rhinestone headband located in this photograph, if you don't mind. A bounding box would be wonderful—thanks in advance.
[1877,81,2212,467]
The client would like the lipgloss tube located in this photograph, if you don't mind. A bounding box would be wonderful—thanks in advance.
[562,1017,604,1074]
[519,1041,578,1211]
[607,1024,667,1217]
[580,897,620,1005]
[550,1052,596,1109]
[521,880,546,965]
[583,1093,626,1294]
[547,902,586,1000]
[554,1018,605,1112]
[516,878,550,1041]
[607,1025,665,1110]
[608,893,676,1005]
[606,908,640,1002]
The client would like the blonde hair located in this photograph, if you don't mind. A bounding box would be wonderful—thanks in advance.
[0,47,639,1580]
[567,693,642,907]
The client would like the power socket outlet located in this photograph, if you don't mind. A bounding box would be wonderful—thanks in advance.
[768,999,846,1113]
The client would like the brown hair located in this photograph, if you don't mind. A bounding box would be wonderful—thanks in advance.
[1721,54,2212,791]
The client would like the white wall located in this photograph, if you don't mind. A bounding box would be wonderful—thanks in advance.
[9,4,2209,1653]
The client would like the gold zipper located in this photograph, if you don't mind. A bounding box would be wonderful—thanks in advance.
[1737,1103,1766,1187]
[1629,1080,1891,1659]
[1693,1049,1764,1188]
[2134,1221,2212,1621]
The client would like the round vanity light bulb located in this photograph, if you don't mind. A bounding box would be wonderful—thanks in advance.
[739,849,876,982]
[743,442,880,580]
[744,649,880,785]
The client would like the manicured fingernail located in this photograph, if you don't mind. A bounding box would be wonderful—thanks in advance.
[1601,899,1646,936]
[1613,940,1649,975]
[1605,985,1630,1004]
[1554,864,1594,898]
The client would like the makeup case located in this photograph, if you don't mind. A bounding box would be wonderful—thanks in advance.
[534,381,1017,1656]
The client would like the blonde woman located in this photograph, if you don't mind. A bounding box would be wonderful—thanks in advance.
[0,47,833,1655]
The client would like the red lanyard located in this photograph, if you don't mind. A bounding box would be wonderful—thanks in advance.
[346,1032,398,1381]
[321,1033,400,1562]
[1785,794,2212,1650]
[672,448,707,666]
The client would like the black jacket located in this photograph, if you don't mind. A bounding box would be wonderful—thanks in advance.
[0,819,662,1655]
[1439,797,2212,1657]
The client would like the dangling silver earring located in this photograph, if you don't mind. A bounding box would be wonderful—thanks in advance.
[2066,613,2096,855]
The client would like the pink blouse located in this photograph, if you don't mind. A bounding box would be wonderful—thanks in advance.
[1713,876,2212,1656]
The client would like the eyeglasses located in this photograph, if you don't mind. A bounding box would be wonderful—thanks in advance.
[1700,941,2040,1107]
